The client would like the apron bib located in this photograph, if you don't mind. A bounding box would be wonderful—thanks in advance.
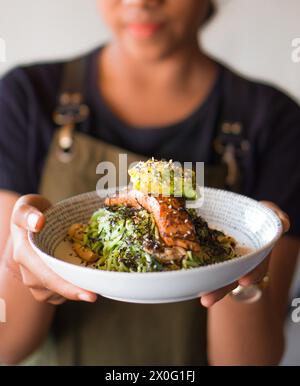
[38,129,228,366]
[36,55,248,366]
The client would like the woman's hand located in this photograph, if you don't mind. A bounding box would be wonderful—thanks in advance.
[200,201,290,308]
[9,194,97,305]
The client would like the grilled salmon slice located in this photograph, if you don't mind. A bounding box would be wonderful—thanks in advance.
[105,189,200,252]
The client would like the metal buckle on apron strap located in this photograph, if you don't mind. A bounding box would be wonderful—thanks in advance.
[53,92,90,162]
[214,122,250,189]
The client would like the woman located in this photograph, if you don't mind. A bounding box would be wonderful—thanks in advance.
[0,0,299,366]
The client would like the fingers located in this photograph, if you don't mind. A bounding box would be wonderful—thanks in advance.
[14,234,97,303]
[10,194,98,305]
[238,255,270,287]
[29,288,67,305]
[201,282,238,308]
[201,255,270,308]
[12,204,45,233]
[18,251,97,302]
[14,194,52,212]
[261,201,290,234]
[11,195,52,233]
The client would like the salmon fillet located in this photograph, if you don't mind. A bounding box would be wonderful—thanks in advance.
[105,189,200,252]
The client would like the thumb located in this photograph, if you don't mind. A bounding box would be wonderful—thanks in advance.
[11,195,52,233]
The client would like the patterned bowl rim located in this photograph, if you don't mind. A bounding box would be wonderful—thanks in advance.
[29,188,283,277]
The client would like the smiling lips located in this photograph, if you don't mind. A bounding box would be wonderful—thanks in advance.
[126,22,164,38]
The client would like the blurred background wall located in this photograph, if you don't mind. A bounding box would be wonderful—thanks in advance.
[0,0,300,365]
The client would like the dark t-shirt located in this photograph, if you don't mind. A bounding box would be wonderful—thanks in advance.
[1,47,300,236]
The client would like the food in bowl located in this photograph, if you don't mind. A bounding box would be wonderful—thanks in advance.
[67,160,239,272]
[129,158,197,199]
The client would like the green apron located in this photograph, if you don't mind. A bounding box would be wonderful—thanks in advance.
[34,56,246,366]
[37,129,229,366]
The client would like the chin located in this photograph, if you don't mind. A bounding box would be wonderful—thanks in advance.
[123,39,176,62]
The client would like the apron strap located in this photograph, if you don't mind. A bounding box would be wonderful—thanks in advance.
[214,69,251,192]
[53,57,90,152]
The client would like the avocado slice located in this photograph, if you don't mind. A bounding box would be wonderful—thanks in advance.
[129,159,197,199]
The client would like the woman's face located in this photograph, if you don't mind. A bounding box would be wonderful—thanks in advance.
[98,0,211,60]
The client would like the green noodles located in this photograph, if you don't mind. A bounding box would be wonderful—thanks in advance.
[69,206,237,273]
[83,206,162,272]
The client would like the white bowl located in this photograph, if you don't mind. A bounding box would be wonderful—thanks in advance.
[29,189,282,304]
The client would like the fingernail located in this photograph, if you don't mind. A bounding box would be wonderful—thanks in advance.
[27,213,40,231]
[78,293,94,302]
[200,297,210,308]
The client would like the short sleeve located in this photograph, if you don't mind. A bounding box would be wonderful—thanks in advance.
[0,68,34,195]
[251,90,300,238]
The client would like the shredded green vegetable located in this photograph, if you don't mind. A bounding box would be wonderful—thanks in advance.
[70,206,237,273]
[82,206,162,272]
